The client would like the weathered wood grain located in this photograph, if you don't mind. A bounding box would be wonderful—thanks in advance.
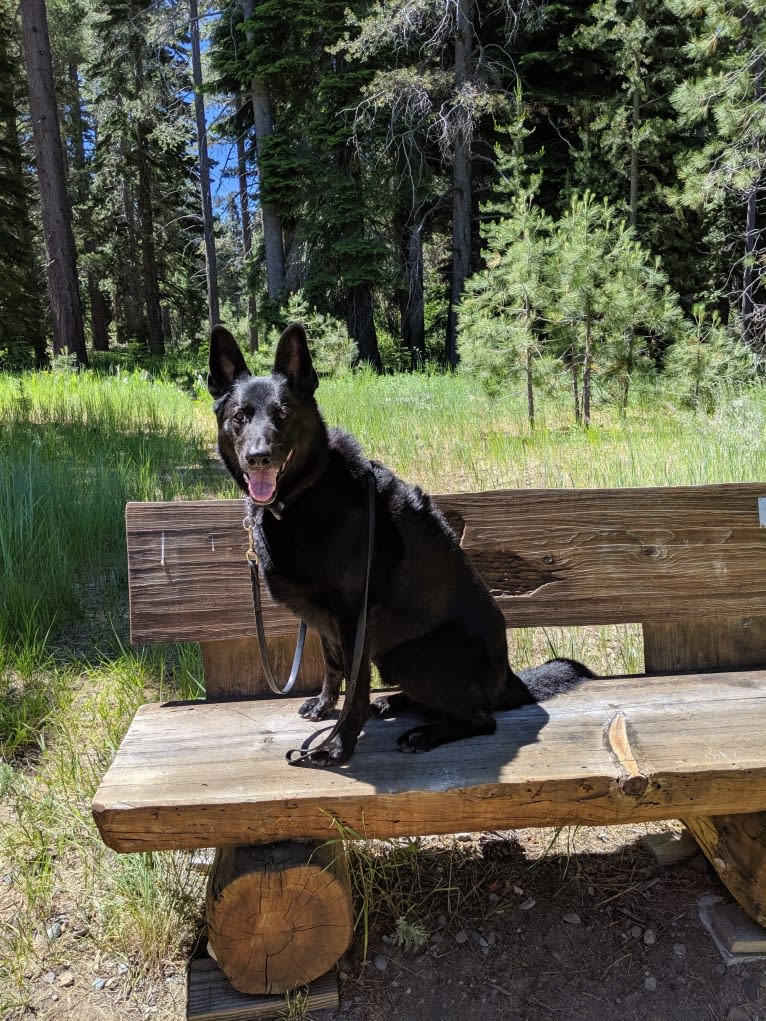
[93,670,766,853]
[685,814,766,927]
[126,484,766,643]
[200,634,324,700]
[206,843,353,995]
[644,617,766,673]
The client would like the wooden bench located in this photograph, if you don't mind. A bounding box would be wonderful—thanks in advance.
[93,482,766,1005]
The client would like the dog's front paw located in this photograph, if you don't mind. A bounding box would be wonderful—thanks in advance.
[289,733,355,768]
[397,725,439,754]
[299,695,336,721]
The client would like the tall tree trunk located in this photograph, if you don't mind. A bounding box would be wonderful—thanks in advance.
[629,59,640,229]
[190,0,220,327]
[629,0,643,230]
[236,96,258,352]
[68,62,110,351]
[524,300,534,428]
[3,79,46,367]
[132,39,164,355]
[402,218,425,369]
[241,0,285,301]
[119,165,143,343]
[742,49,763,348]
[20,0,87,366]
[347,283,382,371]
[135,129,164,354]
[525,344,535,428]
[583,314,593,426]
[445,0,475,368]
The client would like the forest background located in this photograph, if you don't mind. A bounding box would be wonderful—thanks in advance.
[2,0,766,423]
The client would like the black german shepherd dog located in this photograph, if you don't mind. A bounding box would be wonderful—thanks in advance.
[209,323,592,767]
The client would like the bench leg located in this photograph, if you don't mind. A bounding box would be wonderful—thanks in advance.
[200,631,325,700]
[205,841,354,995]
[644,618,766,926]
[684,814,766,927]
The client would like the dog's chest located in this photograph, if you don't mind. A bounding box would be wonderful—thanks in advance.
[253,512,352,624]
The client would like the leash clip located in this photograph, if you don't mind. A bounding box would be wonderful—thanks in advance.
[243,518,259,566]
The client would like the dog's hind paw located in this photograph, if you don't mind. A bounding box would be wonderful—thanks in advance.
[369,691,412,718]
[397,725,440,753]
[298,695,337,721]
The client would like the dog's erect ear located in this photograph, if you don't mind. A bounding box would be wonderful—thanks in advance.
[273,323,318,396]
[208,324,250,398]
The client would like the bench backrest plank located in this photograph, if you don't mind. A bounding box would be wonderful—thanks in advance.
[127,483,766,645]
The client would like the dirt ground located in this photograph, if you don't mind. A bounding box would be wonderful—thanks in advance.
[12,822,766,1021]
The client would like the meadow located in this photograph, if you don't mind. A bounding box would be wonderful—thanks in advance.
[2,363,766,1016]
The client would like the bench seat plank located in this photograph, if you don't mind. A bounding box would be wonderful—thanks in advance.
[93,670,766,852]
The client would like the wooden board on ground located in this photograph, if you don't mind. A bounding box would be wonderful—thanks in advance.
[640,829,699,867]
[93,670,766,853]
[706,902,766,955]
[187,958,338,1021]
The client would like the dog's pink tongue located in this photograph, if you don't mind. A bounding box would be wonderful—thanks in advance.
[247,469,278,503]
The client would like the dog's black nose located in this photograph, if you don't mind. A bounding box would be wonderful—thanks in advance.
[245,450,272,469]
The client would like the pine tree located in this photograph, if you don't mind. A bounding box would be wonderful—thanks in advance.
[459,116,551,422]
[0,0,46,367]
[190,0,220,327]
[342,0,536,366]
[549,192,684,422]
[669,0,766,349]
[212,0,385,367]
[87,0,205,351]
[663,302,755,409]
[20,0,87,364]
[460,191,552,422]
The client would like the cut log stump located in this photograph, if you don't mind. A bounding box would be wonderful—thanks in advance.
[205,841,353,995]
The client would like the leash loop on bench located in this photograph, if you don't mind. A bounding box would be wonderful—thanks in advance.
[244,517,306,696]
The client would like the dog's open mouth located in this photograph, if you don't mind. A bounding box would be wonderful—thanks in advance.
[246,469,279,504]
[245,451,293,506]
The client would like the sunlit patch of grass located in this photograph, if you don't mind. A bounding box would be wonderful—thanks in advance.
[318,374,766,494]
[509,624,644,678]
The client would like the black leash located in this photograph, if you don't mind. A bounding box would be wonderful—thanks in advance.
[243,520,306,696]
[244,466,376,763]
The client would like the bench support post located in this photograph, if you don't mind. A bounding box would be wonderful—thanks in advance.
[200,631,325,700]
[206,840,354,995]
[644,617,766,926]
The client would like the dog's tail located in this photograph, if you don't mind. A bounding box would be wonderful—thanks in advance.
[501,658,595,708]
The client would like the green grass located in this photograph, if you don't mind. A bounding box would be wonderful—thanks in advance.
[319,372,766,492]
[0,370,223,667]
[1,364,766,1014]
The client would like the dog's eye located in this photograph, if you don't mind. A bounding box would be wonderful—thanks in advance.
[276,407,289,421]
[231,410,246,424]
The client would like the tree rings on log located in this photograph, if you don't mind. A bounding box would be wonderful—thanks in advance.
[205,841,354,995]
